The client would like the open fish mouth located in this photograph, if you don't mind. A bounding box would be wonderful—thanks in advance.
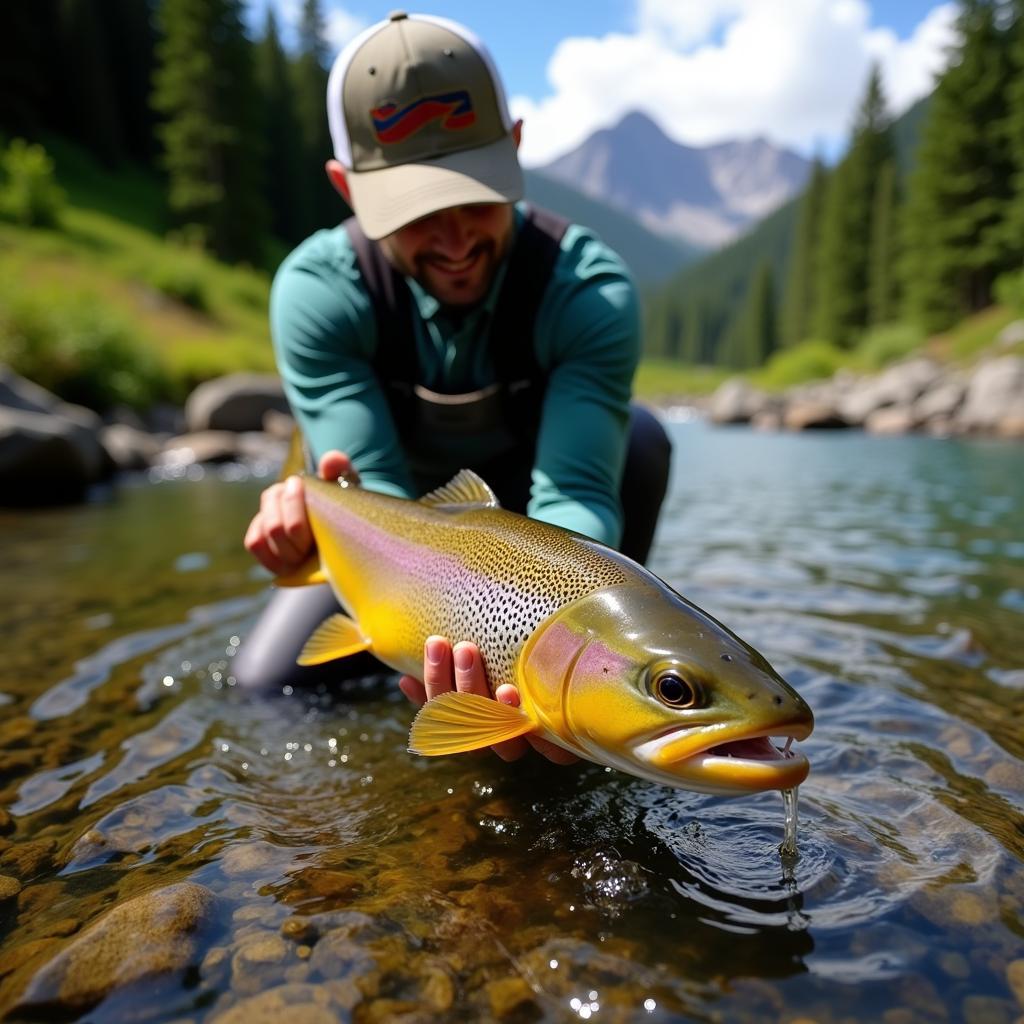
[635,720,812,792]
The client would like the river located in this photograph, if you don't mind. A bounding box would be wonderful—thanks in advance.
[1,420,1022,1022]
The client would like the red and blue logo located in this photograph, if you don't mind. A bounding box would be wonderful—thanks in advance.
[371,90,476,144]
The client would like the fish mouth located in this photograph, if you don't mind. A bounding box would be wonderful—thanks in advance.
[638,719,813,793]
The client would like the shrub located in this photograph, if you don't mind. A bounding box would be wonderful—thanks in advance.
[854,322,926,370]
[755,341,845,390]
[994,269,1024,313]
[0,288,169,410]
[141,255,210,313]
[0,139,66,228]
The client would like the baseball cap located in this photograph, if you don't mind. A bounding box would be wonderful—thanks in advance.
[327,11,523,240]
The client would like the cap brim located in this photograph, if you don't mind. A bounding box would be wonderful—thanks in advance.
[345,134,523,240]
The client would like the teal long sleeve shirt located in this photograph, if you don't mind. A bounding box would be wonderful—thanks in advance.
[269,204,641,548]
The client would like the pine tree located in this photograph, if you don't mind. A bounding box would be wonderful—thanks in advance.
[780,159,827,346]
[720,261,777,369]
[152,0,268,263]
[1004,0,1024,263]
[257,8,304,244]
[868,159,900,325]
[814,65,894,347]
[903,0,1017,332]
[57,0,124,165]
[291,0,339,234]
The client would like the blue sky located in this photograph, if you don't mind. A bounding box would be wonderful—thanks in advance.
[253,0,958,165]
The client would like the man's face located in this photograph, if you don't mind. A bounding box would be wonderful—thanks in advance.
[380,203,515,308]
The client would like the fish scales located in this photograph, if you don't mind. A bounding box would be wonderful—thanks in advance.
[303,477,631,687]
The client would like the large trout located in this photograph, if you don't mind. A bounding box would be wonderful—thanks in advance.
[280,470,813,796]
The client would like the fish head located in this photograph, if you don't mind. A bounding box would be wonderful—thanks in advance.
[519,584,813,796]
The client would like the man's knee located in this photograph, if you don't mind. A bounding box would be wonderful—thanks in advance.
[619,404,672,565]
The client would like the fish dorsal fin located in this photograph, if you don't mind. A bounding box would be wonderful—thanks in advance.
[297,613,372,666]
[418,469,500,511]
[408,692,534,755]
[274,554,328,588]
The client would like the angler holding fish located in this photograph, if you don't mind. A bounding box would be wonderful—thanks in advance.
[239,10,814,791]
[238,10,672,745]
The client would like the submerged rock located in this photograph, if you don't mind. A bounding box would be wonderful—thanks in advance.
[209,983,345,1024]
[11,881,215,1015]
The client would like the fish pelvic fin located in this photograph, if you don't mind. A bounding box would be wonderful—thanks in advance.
[297,613,372,666]
[274,554,328,588]
[409,692,534,755]
[419,469,500,511]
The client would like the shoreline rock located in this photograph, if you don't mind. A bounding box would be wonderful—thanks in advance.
[707,353,1024,437]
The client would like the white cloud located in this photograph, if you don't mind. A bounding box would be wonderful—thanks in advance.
[323,7,369,52]
[511,1,958,167]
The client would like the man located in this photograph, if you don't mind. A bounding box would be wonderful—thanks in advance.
[239,12,671,761]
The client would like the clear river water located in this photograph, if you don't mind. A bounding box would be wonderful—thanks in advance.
[0,420,1022,1023]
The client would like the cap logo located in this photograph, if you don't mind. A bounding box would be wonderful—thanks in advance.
[370,90,476,144]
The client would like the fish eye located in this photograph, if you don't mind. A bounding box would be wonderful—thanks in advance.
[653,671,701,709]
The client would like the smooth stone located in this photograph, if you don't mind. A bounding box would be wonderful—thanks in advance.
[185,373,289,433]
[1007,959,1024,1008]
[231,934,290,996]
[207,983,343,1024]
[937,951,971,979]
[486,976,535,1018]
[12,881,215,1015]
[0,839,57,881]
[962,995,1013,1024]
[0,875,22,901]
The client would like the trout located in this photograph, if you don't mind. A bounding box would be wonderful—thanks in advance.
[280,470,813,796]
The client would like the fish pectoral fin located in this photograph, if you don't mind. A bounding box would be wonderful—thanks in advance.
[408,692,534,755]
[274,555,328,588]
[297,613,371,666]
[418,469,500,511]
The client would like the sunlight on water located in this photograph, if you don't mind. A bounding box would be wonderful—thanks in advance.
[0,431,1023,1022]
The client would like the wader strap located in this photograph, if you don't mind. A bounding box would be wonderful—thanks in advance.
[344,205,569,446]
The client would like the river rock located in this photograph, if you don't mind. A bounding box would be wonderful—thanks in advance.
[11,881,215,1015]
[185,373,289,433]
[159,430,239,465]
[839,358,944,425]
[709,379,771,424]
[0,391,111,503]
[996,319,1024,348]
[0,875,21,901]
[913,375,966,425]
[958,356,1024,432]
[209,983,345,1024]
[865,407,916,435]
[101,423,162,471]
[783,396,847,431]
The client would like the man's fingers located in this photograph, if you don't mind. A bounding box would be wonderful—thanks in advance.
[423,635,453,701]
[453,642,488,697]
[319,449,360,485]
[399,675,427,706]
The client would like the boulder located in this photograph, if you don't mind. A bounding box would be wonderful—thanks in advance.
[185,373,289,433]
[0,366,112,501]
[838,358,944,425]
[159,431,239,465]
[101,423,162,471]
[709,379,772,424]
[958,357,1024,433]
[0,406,110,503]
[783,396,848,431]
[865,407,916,435]
[996,319,1024,349]
[913,376,966,425]
[12,881,215,1016]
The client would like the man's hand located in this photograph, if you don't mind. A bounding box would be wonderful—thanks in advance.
[399,637,578,765]
[244,450,359,575]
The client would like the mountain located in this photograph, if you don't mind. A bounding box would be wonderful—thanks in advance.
[523,169,699,285]
[539,111,811,249]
